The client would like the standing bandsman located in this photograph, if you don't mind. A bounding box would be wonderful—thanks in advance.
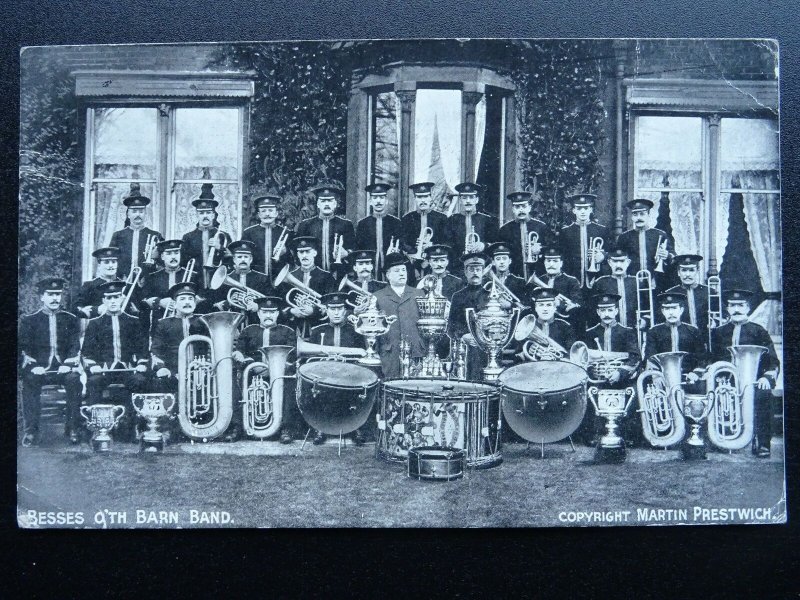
[615,199,674,288]
[666,254,709,340]
[210,240,274,324]
[645,292,707,376]
[486,242,527,303]
[81,280,149,442]
[355,183,403,279]
[74,247,125,319]
[372,254,426,379]
[416,244,463,300]
[240,194,293,279]
[513,287,576,361]
[139,239,202,331]
[559,194,609,289]
[294,183,355,278]
[709,289,780,458]
[498,191,550,280]
[233,296,298,444]
[592,248,638,329]
[109,183,163,279]
[19,278,83,446]
[341,250,386,315]
[401,182,448,267]
[181,184,233,288]
[446,182,499,258]
[527,246,583,328]
[281,236,335,335]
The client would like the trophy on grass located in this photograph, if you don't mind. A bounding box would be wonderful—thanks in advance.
[80,404,126,453]
[466,280,519,381]
[588,386,635,463]
[132,393,176,452]
[677,392,715,460]
[348,296,397,366]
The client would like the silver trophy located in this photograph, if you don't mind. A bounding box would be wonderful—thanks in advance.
[414,276,452,378]
[466,280,519,381]
[132,393,176,452]
[678,392,715,460]
[80,404,126,452]
[588,386,635,463]
[348,296,397,366]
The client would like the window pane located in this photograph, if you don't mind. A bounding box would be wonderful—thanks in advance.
[414,89,461,209]
[720,118,779,190]
[174,108,239,180]
[171,183,240,240]
[634,116,703,191]
[93,108,158,179]
[371,92,401,215]
[93,182,156,250]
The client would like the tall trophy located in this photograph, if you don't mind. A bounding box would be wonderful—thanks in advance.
[588,386,635,463]
[348,296,397,366]
[414,276,452,378]
[132,393,176,452]
[80,404,126,452]
[678,392,715,460]
[466,280,519,381]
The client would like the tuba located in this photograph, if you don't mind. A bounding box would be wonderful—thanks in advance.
[704,344,767,451]
[241,345,295,439]
[210,265,266,310]
[177,311,243,441]
[635,351,687,448]
[569,340,631,382]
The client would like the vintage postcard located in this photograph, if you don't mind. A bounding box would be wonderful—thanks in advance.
[17,38,784,528]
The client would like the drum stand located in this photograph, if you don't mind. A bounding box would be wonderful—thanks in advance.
[300,428,349,456]
[526,436,576,459]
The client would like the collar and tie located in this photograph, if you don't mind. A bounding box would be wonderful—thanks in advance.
[375,215,384,271]
[238,272,247,285]
[47,312,59,367]
[167,270,177,288]
[264,226,273,277]
[333,325,341,347]
[685,286,697,327]
[181,317,190,339]
[602,324,613,352]
[301,269,311,287]
[465,212,474,242]
[537,320,550,338]
[579,224,588,287]
[419,211,428,238]
[732,323,742,346]
[519,220,529,280]
[262,325,271,348]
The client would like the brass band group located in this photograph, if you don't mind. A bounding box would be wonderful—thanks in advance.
[19,178,781,470]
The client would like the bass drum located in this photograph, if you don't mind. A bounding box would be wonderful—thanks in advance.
[498,361,588,444]
[296,362,380,435]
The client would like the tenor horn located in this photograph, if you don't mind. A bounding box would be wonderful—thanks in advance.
[177,311,243,441]
[635,351,687,448]
[338,276,373,310]
[273,264,326,311]
[704,344,767,451]
[210,265,266,310]
[241,345,296,439]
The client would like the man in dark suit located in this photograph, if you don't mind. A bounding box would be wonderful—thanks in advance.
[109,183,163,279]
[294,183,355,278]
[19,278,83,446]
[558,193,609,289]
[592,248,638,329]
[355,183,403,280]
[81,281,150,442]
[400,182,448,269]
[615,199,674,289]
[446,182,499,258]
[180,184,233,288]
[240,194,294,279]
[210,240,275,325]
[416,244,464,300]
[74,247,125,320]
[498,191,551,280]
[666,254,710,342]
[709,289,780,457]
[279,236,336,336]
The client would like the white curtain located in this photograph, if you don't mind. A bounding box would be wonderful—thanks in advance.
[742,192,782,335]
[474,95,486,180]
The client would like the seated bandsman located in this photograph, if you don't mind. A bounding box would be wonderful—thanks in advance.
[294,183,355,278]
[356,183,402,279]
[644,292,707,379]
[342,250,386,316]
[527,246,582,327]
[446,182,499,258]
[19,278,83,446]
[666,254,710,341]
[241,194,294,279]
[559,193,609,289]
[486,242,527,303]
[211,240,274,325]
[709,289,780,458]
[401,181,448,275]
[498,190,550,280]
[73,247,125,319]
[181,184,233,288]
[109,183,163,279]
[616,199,674,289]
[592,248,638,329]
[233,296,298,444]
[513,288,576,361]
[281,236,335,335]
[81,280,149,442]
[416,244,463,300]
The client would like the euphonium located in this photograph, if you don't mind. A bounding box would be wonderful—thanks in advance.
[569,341,630,382]
[273,264,326,311]
[339,276,373,310]
[177,311,243,441]
[209,265,266,310]
[514,315,567,360]
[241,344,295,439]
[704,344,767,451]
[635,351,687,448]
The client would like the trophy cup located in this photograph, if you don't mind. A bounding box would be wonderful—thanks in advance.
[415,276,451,377]
[465,280,519,381]
[678,392,715,460]
[348,296,397,366]
[588,386,635,463]
[132,393,176,452]
[80,404,126,452]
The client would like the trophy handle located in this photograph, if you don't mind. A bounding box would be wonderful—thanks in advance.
[384,314,398,325]
[132,395,143,412]
[587,386,600,413]
[623,387,636,414]
[80,405,93,421]
[347,314,359,327]
[112,405,126,425]
[163,394,176,413]
[465,308,484,346]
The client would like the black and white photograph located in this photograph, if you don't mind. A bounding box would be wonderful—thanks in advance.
[16,38,784,528]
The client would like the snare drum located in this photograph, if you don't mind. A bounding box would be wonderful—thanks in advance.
[408,446,465,481]
[377,379,502,468]
[498,361,588,444]
[296,362,380,435]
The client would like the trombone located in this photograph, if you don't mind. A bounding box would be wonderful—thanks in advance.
[120,266,142,314]
[408,227,433,260]
[525,231,540,263]
[587,237,604,273]
[161,259,196,320]
[465,226,481,253]
[654,235,668,273]
[273,264,326,311]
[636,269,655,355]
[271,226,289,261]
[209,265,266,310]
[707,274,724,349]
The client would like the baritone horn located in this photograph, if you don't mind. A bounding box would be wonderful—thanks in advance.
[525,231,540,263]
[635,351,687,448]
[272,226,289,261]
[569,340,631,382]
[177,311,243,441]
[209,265,265,310]
[339,276,373,310]
[704,344,767,451]
[587,237,604,273]
[273,264,326,311]
[241,345,296,439]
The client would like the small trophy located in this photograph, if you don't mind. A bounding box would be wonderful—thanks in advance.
[466,280,519,381]
[80,404,126,452]
[348,296,397,366]
[678,392,715,460]
[132,393,176,452]
[588,386,635,463]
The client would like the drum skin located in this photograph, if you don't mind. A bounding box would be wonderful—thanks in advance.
[407,446,465,481]
[498,361,588,444]
[297,362,380,435]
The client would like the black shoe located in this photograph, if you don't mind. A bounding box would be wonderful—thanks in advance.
[21,433,36,448]
[353,429,366,446]
[312,430,326,445]
[756,446,771,458]
[279,429,293,445]
[223,427,241,443]
[69,431,80,445]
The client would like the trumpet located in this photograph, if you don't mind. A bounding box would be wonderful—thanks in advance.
[205,232,226,268]
[142,234,158,266]
[121,266,142,314]
[272,226,289,261]
[332,233,345,264]
[707,275,725,348]
[210,265,266,310]
[161,259,196,320]
[339,276,374,310]
[273,264,326,311]
[386,236,400,255]
[654,235,668,273]
[465,226,481,253]
[483,270,529,310]
[587,237,604,273]
[525,231,540,263]
[408,226,433,260]
[636,269,654,354]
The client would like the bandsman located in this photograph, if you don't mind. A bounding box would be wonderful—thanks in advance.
[19,278,82,446]
[73,247,125,319]
[615,199,674,287]
[497,190,550,280]
[400,181,448,266]
[591,248,638,329]
[109,183,163,278]
[666,254,710,340]
[486,242,527,303]
[355,183,403,279]
[341,250,386,315]
[210,239,275,324]
[416,244,464,300]
[526,246,583,326]
[294,183,355,277]
[180,184,233,288]
[559,193,609,289]
[644,292,707,378]
[446,182,499,257]
[139,239,203,330]
[513,287,576,361]
[240,194,294,278]
[281,236,335,335]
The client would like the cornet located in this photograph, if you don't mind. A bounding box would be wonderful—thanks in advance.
[587,237,604,273]
[161,259,196,319]
[465,226,481,253]
[654,235,668,273]
[386,236,400,255]
[205,232,226,268]
[142,234,158,266]
[408,227,433,260]
[273,264,326,311]
[210,265,266,310]
[332,234,345,264]
[272,226,289,261]
[525,231,540,263]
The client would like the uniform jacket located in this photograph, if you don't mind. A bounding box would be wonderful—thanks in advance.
[180,226,233,274]
[447,284,491,340]
[373,285,426,378]
[73,277,132,319]
[355,213,403,274]
[81,312,149,367]
[309,322,364,350]
[592,275,638,328]
[644,322,707,373]
[138,266,204,324]
[150,315,208,373]
[277,266,336,330]
[526,272,583,319]
[109,226,163,277]
[583,322,640,368]
[400,210,449,254]
[558,221,611,286]
[446,212,500,258]
[666,283,710,334]
[294,215,356,272]
[19,309,81,370]
[490,270,527,306]
[498,217,552,278]
[710,320,780,382]
[236,323,296,362]
[240,223,295,277]
[615,227,674,276]
[513,315,575,358]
